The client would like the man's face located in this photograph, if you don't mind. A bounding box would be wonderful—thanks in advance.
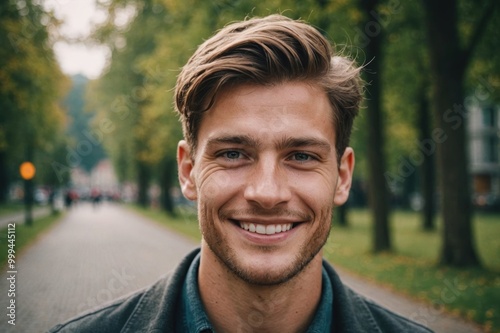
[178,81,354,285]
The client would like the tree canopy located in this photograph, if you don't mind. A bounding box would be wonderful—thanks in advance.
[0,0,68,200]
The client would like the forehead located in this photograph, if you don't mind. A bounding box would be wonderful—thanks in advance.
[196,82,335,148]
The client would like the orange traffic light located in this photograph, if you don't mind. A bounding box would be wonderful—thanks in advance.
[20,161,36,180]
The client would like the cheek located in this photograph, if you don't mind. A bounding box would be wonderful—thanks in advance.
[290,172,336,207]
[197,171,241,238]
[197,169,237,205]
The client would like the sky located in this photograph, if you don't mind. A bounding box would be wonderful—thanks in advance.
[43,0,109,79]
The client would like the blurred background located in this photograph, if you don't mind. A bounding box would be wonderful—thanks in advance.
[0,0,499,332]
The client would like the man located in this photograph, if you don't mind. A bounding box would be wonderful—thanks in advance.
[50,14,433,332]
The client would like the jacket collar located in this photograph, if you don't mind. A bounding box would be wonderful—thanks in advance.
[121,248,382,333]
[122,248,199,332]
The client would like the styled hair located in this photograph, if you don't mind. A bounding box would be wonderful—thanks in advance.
[175,14,362,161]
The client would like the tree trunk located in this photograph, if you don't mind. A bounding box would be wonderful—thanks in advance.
[417,81,435,231]
[422,0,480,266]
[24,177,34,226]
[336,203,348,227]
[24,141,35,226]
[160,157,175,216]
[360,0,391,252]
[0,152,8,203]
[136,161,150,208]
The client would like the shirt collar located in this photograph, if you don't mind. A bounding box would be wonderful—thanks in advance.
[180,253,333,333]
[181,252,214,333]
[306,265,334,332]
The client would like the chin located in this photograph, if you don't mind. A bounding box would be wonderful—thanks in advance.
[222,249,319,286]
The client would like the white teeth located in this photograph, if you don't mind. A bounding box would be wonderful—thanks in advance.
[239,222,293,235]
[256,224,266,234]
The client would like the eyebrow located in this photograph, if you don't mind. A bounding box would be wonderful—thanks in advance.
[206,134,331,152]
[277,137,332,152]
[205,135,261,149]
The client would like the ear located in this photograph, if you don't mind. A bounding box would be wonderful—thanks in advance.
[177,140,197,201]
[333,147,355,206]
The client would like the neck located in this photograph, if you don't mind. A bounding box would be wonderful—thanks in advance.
[198,245,324,333]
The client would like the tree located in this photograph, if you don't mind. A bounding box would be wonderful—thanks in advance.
[89,0,169,207]
[358,0,391,252]
[0,0,67,205]
[422,0,497,266]
[416,72,436,231]
[379,0,436,230]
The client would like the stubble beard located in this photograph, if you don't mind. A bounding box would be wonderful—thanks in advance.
[199,204,333,286]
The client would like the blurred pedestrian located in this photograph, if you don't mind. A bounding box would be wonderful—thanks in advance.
[64,190,72,209]
[91,188,102,208]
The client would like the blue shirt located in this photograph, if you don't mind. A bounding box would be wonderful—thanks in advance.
[176,253,333,332]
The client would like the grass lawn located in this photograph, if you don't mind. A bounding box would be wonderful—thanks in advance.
[132,205,499,332]
[129,205,201,241]
[0,203,24,217]
[326,209,500,333]
[0,212,65,268]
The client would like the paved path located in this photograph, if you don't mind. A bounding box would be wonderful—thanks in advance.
[0,202,196,332]
[0,203,484,332]
[336,267,484,333]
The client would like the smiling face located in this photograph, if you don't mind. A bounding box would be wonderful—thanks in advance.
[178,81,354,285]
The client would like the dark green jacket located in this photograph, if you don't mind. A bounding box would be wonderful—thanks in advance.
[49,248,433,333]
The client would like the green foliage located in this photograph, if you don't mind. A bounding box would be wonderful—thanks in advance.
[0,203,24,217]
[88,0,173,184]
[463,1,500,104]
[0,0,69,198]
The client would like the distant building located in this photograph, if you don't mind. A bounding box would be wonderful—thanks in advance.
[71,167,91,189]
[468,104,500,209]
[90,159,119,194]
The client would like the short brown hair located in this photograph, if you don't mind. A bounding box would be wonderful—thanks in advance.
[175,14,362,161]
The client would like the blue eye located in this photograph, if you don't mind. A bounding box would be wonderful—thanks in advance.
[224,151,241,159]
[292,152,311,161]
[215,150,248,167]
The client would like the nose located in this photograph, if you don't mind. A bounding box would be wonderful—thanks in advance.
[243,156,292,209]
